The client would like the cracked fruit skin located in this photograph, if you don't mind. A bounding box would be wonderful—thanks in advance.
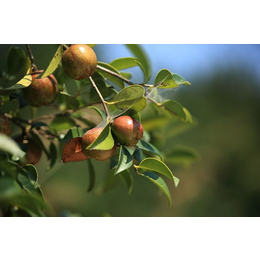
[22,70,58,107]
[81,127,116,161]
[111,116,143,146]
[0,114,11,136]
[62,44,97,80]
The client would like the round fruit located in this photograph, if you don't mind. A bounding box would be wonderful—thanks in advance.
[0,114,11,136]
[22,70,58,107]
[81,127,116,161]
[111,116,143,146]
[13,135,42,165]
[61,44,97,80]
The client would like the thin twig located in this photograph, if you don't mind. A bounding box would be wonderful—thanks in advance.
[26,44,37,71]
[147,97,178,117]
[96,64,134,85]
[89,76,109,117]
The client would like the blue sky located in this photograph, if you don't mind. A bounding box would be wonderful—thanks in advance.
[95,44,260,84]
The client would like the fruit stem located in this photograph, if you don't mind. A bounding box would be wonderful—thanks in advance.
[89,76,110,117]
[26,44,38,71]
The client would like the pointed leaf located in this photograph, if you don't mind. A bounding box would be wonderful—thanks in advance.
[138,171,172,207]
[88,106,107,121]
[118,170,133,194]
[50,115,76,131]
[47,142,58,170]
[0,133,26,162]
[40,45,63,78]
[136,139,163,159]
[114,145,133,175]
[97,62,124,89]
[107,85,145,112]
[136,157,179,187]
[86,123,115,150]
[125,44,151,82]
[62,127,84,143]
[172,73,191,86]
[7,46,26,75]
[61,137,88,163]
[154,69,178,88]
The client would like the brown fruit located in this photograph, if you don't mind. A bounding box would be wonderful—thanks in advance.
[0,114,11,136]
[111,116,143,146]
[81,127,116,161]
[61,44,97,80]
[22,70,58,107]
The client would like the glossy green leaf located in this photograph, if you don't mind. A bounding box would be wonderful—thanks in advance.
[50,115,76,132]
[0,133,26,162]
[40,45,63,78]
[118,170,133,194]
[136,139,163,159]
[60,91,80,109]
[138,171,172,207]
[110,57,146,79]
[136,157,179,187]
[86,123,115,150]
[125,44,151,82]
[6,74,32,90]
[0,177,22,200]
[87,160,96,192]
[172,73,191,86]
[7,46,26,75]
[23,164,38,183]
[107,85,145,112]
[154,69,178,88]
[114,145,133,175]
[62,127,84,143]
[97,62,124,89]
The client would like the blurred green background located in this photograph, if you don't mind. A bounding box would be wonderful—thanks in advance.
[1,44,260,217]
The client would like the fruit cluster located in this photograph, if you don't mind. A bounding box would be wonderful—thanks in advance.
[81,115,143,161]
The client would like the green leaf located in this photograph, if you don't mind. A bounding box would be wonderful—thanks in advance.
[62,127,84,143]
[86,123,115,150]
[0,133,26,162]
[154,69,178,89]
[110,57,146,79]
[5,74,32,90]
[40,45,63,78]
[50,115,76,131]
[60,91,80,109]
[23,164,38,183]
[172,73,191,86]
[118,170,133,194]
[164,145,200,167]
[88,106,107,121]
[138,171,172,207]
[87,160,96,192]
[125,44,151,82]
[136,139,163,159]
[161,100,187,120]
[107,85,145,112]
[7,46,26,76]
[136,157,179,187]
[97,62,124,89]
[48,142,58,170]
[0,177,22,200]
[114,145,133,175]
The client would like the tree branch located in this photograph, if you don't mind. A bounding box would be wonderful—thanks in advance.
[89,76,109,117]
[26,44,38,71]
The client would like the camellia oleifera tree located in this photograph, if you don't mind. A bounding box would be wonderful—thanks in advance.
[0,44,198,216]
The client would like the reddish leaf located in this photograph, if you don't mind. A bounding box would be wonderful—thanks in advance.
[61,137,89,163]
